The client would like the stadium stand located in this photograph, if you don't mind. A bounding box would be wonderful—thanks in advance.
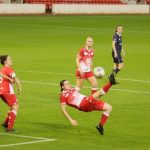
[24,0,125,10]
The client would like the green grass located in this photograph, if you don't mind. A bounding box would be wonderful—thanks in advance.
[0,15,150,150]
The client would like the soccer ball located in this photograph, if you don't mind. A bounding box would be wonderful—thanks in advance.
[93,67,105,78]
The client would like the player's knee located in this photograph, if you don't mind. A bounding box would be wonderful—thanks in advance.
[109,105,112,112]
[89,77,98,88]
[106,104,112,113]
[91,81,98,88]
[16,103,19,109]
[119,63,124,69]
[12,103,19,111]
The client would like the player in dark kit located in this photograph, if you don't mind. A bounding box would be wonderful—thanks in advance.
[111,25,125,77]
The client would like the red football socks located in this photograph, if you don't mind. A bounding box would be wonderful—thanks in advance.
[99,113,109,126]
[92,89,97,94]
[7,111,16,129]
[3,112,9,125]
[102,82,112,93]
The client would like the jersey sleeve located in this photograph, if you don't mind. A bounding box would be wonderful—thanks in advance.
[113,34,118,43]
[5,67,16,78]
[60,94,67,105]
[78,48,85,58]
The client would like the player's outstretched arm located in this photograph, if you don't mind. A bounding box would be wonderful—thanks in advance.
[14,77,21,95]
[61,104,78,126]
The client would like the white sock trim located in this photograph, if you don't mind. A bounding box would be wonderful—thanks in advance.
[100,88,106,95]
[12,110,17,116]
[103,112,109,117]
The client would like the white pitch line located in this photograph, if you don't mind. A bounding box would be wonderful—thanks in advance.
[16,70,150,84]
[0,133,55,148]
[111,88,150,94]
[21,80,59,86]
[21,80,150,94]
[83,85,150,94]
[0,139,54,148]
[117,77,150,84]
[16,70,74,76]
[0,133,51,140]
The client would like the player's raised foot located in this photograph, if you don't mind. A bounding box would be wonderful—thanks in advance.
[96,125,104,135]
[108,73,117,85]
[5,128,15,132]
[2,123,8,128]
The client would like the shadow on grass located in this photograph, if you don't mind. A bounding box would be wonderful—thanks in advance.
[17,120,97,136]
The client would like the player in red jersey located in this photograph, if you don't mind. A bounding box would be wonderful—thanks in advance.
[0,55,21,132]
[0,72,13,82]
[59,74,116,135]
[75,37,98,94]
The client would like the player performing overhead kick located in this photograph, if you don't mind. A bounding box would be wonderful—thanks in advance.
[59,73,117,135]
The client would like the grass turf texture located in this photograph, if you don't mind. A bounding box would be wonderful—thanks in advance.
[0,15,150,150]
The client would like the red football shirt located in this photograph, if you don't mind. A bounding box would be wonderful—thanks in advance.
[0,65,16,95]
[77,47,94,72]
[60,88,86,109]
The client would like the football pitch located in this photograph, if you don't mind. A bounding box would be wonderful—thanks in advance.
[0,15,150,150]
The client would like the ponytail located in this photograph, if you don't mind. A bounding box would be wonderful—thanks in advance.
[0,55,8,65]
[60,80,66,92]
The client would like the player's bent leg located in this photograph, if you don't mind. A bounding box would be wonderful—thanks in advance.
[75,78,84,92]
[93,82,112,99]
[118,63,124,70]
[100,103,112,127]
[87,76,98,87]
[102,103,112,115]
[96,103,112,135]
[87,76,98,94]
[113,63,118,72]
[2,110,10,128]
[6,103,19,132]
[92,90,102,99]
[12,103,19,111]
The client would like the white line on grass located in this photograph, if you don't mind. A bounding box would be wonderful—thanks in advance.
[16,70,150,84]
[22,80,58,86]
[0,139,53,148]
[110,88,150,94]
[117,77,150,84]
[0,133,55,148]
[21,80,150,94]
[16,70,74,76]
[0,133,52,140]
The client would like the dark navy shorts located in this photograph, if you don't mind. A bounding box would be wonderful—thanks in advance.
[112,51,123,64]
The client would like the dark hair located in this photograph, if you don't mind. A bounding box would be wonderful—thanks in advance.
[60,80,67,92]
[0,55,8,65]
